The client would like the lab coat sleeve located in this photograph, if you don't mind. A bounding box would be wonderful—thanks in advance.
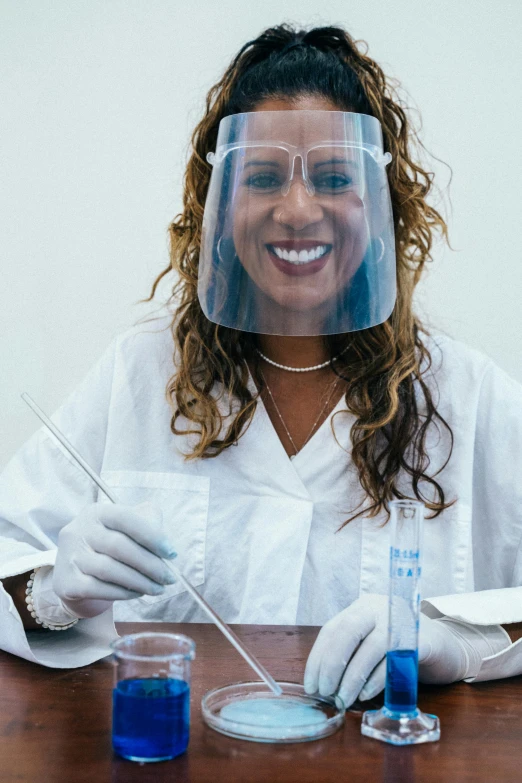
[421,359,522,682]
[0,338,121,667]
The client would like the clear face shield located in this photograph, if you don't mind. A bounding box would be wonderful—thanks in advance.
[198,111,396,336]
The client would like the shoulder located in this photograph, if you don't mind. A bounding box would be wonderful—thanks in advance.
[419,330,522,409]
[49,312,176,424]
[419,331,496,403]
[420,331,492,382]
[79,311,179,402]
[111,311,177,374]
[115,311,175,355]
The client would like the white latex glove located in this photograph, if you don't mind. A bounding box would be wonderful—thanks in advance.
[48,501,177,620]
[303,594,509,707]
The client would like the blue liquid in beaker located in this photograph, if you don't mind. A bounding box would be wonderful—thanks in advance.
[384,649,418,714]
[112,677,189,761]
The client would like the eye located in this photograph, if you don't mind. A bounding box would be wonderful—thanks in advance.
[312,172,354,193]
[243,172,283,191]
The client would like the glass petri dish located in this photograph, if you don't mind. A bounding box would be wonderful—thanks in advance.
[201,681,345,743]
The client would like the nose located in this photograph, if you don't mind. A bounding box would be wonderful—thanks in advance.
[274,181,324,231]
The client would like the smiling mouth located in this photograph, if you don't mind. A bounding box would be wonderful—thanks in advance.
[266,243,333,266]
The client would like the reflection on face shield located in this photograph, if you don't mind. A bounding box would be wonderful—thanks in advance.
[199,111,396,336]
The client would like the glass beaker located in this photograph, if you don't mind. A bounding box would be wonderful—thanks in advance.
[111,632,195,762]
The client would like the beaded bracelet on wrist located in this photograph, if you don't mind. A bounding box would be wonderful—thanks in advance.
[25,569,79,631]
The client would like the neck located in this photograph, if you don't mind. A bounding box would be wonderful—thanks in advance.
[256,335,330,369]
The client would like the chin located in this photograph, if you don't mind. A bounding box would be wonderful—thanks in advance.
[271,293,335,311]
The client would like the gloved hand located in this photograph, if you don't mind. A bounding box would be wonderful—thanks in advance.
[47,501,177,620]
[303,594,506,707]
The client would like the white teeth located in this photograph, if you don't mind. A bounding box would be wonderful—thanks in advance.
[270,245,329,264]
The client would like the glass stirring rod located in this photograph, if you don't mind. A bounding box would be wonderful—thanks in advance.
[21,392,282,697]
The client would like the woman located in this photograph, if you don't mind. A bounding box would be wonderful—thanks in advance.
[0,25,521,707]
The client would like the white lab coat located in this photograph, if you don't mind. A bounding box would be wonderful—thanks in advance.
[0,317,521,674]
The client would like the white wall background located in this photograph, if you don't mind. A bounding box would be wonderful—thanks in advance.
[2,1,522,468]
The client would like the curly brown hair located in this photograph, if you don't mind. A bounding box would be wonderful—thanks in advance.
[144,24,454,526]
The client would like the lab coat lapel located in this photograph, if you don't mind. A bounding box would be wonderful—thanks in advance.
[209,383,314,623]
[289,395,351,483]
[242,373,312,499]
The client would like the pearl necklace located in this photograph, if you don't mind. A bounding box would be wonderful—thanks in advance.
[256,346,348,373]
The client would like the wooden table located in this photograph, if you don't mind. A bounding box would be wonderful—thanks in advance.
[0,623,520,782]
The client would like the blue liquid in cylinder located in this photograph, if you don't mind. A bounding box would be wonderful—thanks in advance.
[112,677,189,761]
[384,650,418,714]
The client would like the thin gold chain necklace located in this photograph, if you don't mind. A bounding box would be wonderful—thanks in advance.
[259,369,340,459]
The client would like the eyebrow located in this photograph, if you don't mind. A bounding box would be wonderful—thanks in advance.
[313,157,359,169]
[243,160,282,169]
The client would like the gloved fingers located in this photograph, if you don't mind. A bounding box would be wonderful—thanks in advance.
[358,657,387,701]
[75,550,166,597]
[305,607,377,696]
[337,630,388,708]
[304,615,347,694]
[304,596,389,696]
[57,573,142,604]
[316,624,368,697]
[88,527,176,587]
[98,503,177,559]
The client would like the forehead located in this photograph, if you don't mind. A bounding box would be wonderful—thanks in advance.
[240,110,349,146]
[225,111,371,152]
[252,96,343,113]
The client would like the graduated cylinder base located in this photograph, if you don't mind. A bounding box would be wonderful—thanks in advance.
[361,706,440,746]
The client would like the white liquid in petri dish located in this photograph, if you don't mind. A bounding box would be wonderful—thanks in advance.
[220,697,328,739]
